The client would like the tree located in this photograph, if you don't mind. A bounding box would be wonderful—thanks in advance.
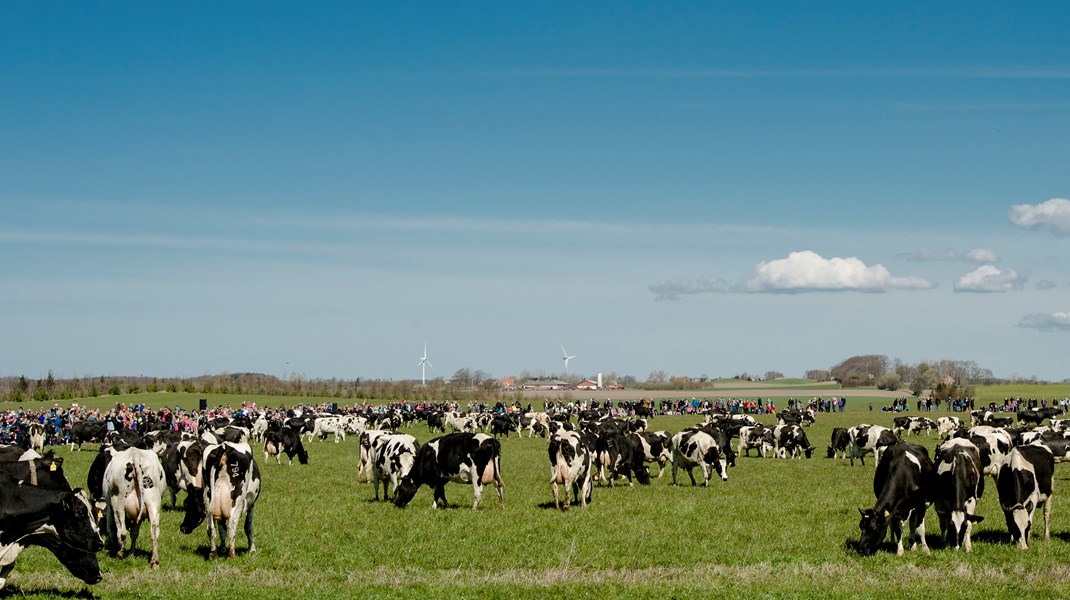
[805,369,831,382]
[646,370,667,384]
[830,355,889,386]
[764,371,784,381]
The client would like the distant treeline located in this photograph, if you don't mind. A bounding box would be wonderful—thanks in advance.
[0,372,514,405]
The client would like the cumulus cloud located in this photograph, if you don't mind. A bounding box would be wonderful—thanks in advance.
[740,251,936,293]
[1017,311,1070,332]
[1009,198,1070,235]
[963,248,1000,263]
[1037,280,1057,290]
[649,276,728,301]
[953,265,1027,292]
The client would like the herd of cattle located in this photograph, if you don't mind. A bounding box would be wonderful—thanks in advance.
[2,402,1069,589]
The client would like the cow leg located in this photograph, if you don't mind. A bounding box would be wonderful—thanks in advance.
[150,509,161,569]
[553,480,562,510]
[1042,495,1052,541]
[471,475,483,510]
[700,464,710,487]
[432,485,447,509]
[912,509,930,555]
[207,517,219,559]
[891,518,905,556]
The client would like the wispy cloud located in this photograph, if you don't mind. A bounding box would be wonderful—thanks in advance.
[741,251,936,293]
[1017,311,1070,332]
[954,265,1027,293]
[1009,198,1070,236]
[649,277,728,301]
[897,247,999,263]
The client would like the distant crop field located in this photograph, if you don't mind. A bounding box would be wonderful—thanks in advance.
[6,390,1070,598]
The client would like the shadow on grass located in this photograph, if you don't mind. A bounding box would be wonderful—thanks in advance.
[0,585,97,599]
[972,530,1010,545]
[187,544,255,561]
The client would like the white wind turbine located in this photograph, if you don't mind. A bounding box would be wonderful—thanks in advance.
[561,345,576,379]
[418,342,434,386]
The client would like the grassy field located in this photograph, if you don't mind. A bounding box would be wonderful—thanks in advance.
[5,391,1070,598]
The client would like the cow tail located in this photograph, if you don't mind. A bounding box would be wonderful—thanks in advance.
[132,456,146,512]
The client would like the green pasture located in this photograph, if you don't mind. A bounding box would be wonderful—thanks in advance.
[5,391,1070,598]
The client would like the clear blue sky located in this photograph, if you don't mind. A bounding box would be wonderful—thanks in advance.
[3,2,1069,382]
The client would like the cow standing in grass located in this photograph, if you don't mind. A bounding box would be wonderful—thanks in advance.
[857,441,933,556]
[548,430,593,510]
[997,444,1054,549]
[394,433,504,510]
[933,438,985,552]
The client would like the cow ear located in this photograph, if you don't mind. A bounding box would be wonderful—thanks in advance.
[858,508,865,517]
[883,510,891,518]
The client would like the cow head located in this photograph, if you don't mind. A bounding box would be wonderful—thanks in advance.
[29,533,103,585]
[393,477,419,508]
[54,489,105,554]
[179,486,206,534]
[857,508,890,555]
[826,446,836,459]
[803,446,815,459]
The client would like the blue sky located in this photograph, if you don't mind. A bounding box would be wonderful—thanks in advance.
[2,2,1069,382]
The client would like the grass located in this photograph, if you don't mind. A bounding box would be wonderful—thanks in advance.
[5,389,1070,598]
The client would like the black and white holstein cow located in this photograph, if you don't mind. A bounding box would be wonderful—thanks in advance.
[848,424,899,466]
[393,433,504,510]
[933,438,985,552]
[548,430,594,511]
[937,416,962,438]
[29,423,48,452]
[370,434,420,502]
[670,429,728,487]
[357,430,391,484]
[997,444,1054,549]
[630,431,673,477]
[738,425,775,459]
[964,426,1014,480]
[857,441,934,556]
[101,446,166,568]
[0,473,105,590]
[773,424,814,459]
[827,427,850,460]
[0,451,70,490]
[263,427,309,466]
[180,442,262,559]
[893,416,936,437]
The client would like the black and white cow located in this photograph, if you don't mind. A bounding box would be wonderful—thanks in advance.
[370,434,419,502]
[1018,407,1063,426]
[263,427,308,466]
[0,451,71,491]
[848,424,899,466]
[937,416,962,438]
[773,424,814,459]
[670,429,728,486]
[738,425,775,458]
[102,446,165,568]
[0,445,39,462]
[357,430,391,484]
[594,428,650,487]
[857,441,934,556]
[69,421,108,451]
[393,433,504,510]
[932,438,985,552]
[309,417,345,443]
[629,431,673,477]
[426,412,447,433]
[893,416,936,437]
[997,444,1054,549]
[179,442,262,558]
[548,430,594,510]
[966,425,1014,479]
[29,423,47,452]
[446,414,477,434]
[0,474,105,590]
[827,427,851,460]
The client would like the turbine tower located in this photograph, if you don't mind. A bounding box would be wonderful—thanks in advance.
[418,342,434,386]
[561,345,576,378]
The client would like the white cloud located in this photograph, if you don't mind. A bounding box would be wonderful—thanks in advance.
[649,277,728,301]
[1009,198,1070,235]
[953,265,1027,293]
[963,248,1000,263]
[1017,312,1070,332]
[741,251,936,293]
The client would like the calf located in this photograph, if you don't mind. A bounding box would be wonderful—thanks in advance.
[997,444,1054,549]
[857,441,933,556]
[932,438,985,552]
[102,446,165,568]
[670,429,728,486]
[180,442,262,558]
[370,434,419,501]
[848,424,899,466]
[773,424,814,459]
[827,427,850,460]
[0,475,105,590]
[548,430,594,510]
[394,433,504,510]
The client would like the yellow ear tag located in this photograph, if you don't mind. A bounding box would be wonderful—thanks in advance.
[50,463,57,472]
[883,510,890,518]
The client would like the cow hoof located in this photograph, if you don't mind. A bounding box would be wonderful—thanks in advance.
[228,549,236,559]
[151,561,160,570]
[209,551,218,559]
[115,550,125,559]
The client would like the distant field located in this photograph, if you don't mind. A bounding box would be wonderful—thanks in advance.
[5,389,1070,597]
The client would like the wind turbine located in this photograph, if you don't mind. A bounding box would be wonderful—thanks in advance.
[418,342,434,386]
[561,345,576,379]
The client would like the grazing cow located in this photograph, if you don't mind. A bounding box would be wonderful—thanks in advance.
[848,424,899,466]
[179,442,262,558]
[394,433,504,510]
[0,474,105,590]
[857,441,934,556]
[310,417,345,443]
[427,412,447,433]
[263,427,308,466]
[630,431,673,477]
[773,424,814,459]
[997,444,1055,549]
[490,415,517,439]
[0,451,71,491]
[69,421,108,451]
[933,438,985,552]
[937,416,962,438]
[593,427,649,487]
[738,425,775,458]
[446,415,477,434]
[827,427,850,460]
[370,434,419,501]
[670,430,728,487]
[893,416,936,437]
[102,446,165,568]
[548,430,594,510]
[1018,407,1063,426]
